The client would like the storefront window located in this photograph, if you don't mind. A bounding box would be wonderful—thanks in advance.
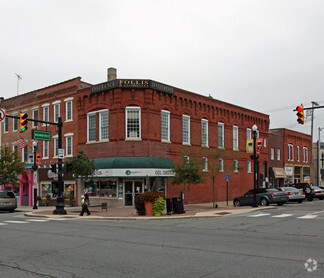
[85,178,118,198]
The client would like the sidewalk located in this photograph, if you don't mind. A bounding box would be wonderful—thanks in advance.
[20,201,276,220]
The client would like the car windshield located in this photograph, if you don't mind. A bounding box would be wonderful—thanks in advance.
[282,187,298,191]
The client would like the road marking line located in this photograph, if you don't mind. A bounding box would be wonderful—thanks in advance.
[0,223,8,225]
[272,214,293,218]
[26,219,50,222]
[4,220,31,224]
[297,215,318,219]
[247,213,271,217]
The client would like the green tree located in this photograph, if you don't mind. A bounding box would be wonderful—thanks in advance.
[170,155,206,200]
[66,150,97,179]
[0,146,27,188]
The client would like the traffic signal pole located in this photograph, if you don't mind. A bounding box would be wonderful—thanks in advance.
[6,115,66,215]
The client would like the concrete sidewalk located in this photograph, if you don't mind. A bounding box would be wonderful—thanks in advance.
[20,202,276,220]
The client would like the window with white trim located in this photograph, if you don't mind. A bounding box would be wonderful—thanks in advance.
[87,112,97,142]
[277,149,281,161]
[182,115,190,144]
[13,114,18,132]
[43,105,49,123]
[53,137,58,157]
[12,144,18,154]
[32,108,38,128]
[234,160,239,172]
[4,117,8,133]
[202,157,208,172]
[246,128,252,140]
[53,102,60,123]
[201,119,208,147]
[247,161,252,173]
[288,144,294,161]
[65,135,73,156]
[161,110,170,142]
[271,148,275,160]
[218,123,224,148]
[22,146,28,162]
[297,146,300,162]
[219,158,224,172]
[126,106,141,139]
[65,99,73,121]
[303,147,308,162]
[43,140,49,159]
[99,110,109,141]
[233,125,239,150]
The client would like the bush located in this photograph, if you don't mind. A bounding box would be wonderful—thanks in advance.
[153,196,165,216]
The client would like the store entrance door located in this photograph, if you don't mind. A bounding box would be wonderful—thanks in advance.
[124,180,143,206]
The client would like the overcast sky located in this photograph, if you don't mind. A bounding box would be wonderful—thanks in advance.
[1,0,324,141]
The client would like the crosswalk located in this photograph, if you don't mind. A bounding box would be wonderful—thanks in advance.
[247,211,323,220]
[0,218,65,226]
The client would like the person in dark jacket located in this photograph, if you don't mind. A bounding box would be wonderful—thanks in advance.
[80,188,91,216]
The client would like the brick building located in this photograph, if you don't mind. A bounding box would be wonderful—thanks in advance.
[0,78,90,206]
[76,68,270,206]
[269,129,312,186]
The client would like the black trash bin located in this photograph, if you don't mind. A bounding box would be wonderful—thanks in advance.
[166,198,173,215]
[172,196,185,214]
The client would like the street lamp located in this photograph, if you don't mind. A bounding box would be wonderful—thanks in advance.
[251,124,259,207]
[32,140,38,209]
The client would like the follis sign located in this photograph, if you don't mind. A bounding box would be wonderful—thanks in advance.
[91,79,174,95]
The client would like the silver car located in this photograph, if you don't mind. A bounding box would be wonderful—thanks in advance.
[278,187,305,203]
[0,191,17,212]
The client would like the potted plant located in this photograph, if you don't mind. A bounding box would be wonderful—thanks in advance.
[153,196,165,216]
[138,191,164,216]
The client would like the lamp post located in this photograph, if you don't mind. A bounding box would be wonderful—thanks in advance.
[251,124,259,207]
[32,140,38,209]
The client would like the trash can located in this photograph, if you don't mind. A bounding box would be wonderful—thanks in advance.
[166,198,173,215]
[172,197,185,214]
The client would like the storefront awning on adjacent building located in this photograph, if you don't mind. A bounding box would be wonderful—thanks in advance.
[272,167,286,178]
[92,157,175,178]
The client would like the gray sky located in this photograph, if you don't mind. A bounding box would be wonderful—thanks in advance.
[1,0,324,140]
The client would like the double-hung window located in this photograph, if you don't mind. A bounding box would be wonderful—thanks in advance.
[288,144,294,161]
[201,119,208,147]
[43,140,49,159]
[182,115,190,145]
[126,107,141,139]
[161,110,170,142]
[4,117,8,133]
[218,123,224,148]
[13,113,18,132]
[65,134,73,157]
[233,126,239,150]
[303,147,308,162]
[53,101,61,123]
[32,108,38,128]
[65,98,73,122]
[42,104,49,124]
[277,149,281,161]
[271,148,275,160]
[99,110,109,141]
[53,136,59,157]
[247,161,252,173]
[87,112,97,142]
[297,146,300,161]
[219,158,224,172]
[234,160,239,172]
[202,157,208,172]
[246,128,252,140]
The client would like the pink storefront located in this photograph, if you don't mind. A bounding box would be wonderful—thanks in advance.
[1,169,34,206]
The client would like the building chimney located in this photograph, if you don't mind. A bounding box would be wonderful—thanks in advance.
[107,67,117,81]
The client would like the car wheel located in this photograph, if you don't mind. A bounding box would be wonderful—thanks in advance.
[9,209,15,213]
[277,202,284,206]
[233,199,240,207]
[319,197,324,200]
[260,198,269,206]
[297,200,303,203]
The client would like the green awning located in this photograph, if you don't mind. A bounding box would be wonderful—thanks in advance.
[93,157,174,169]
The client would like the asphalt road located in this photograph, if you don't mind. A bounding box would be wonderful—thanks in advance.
[0,200,323,278]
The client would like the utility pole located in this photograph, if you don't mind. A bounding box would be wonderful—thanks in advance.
[318,127,324,187]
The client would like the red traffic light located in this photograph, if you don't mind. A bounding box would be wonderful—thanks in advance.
[296,105,304,124]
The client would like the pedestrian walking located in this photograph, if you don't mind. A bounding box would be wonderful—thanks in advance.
[80,188,91,216]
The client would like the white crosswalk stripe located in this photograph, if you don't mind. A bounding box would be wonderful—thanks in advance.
[4,220,31,224]
[297,215,318,219]
[26,219,51,222]
[0,223,8,225]
[272,214,293,218]
[247,213,271,217]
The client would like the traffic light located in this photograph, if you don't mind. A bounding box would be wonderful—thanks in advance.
[19,113,28,132]
[296,105,304,124]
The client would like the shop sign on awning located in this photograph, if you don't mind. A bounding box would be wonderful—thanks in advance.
[273,167,286,178]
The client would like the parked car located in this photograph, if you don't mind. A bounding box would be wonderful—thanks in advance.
[233,188,289,207]
[292,183,315,201]
[277,187,305,203]
[0,191,17,212]
[312,186,324,200]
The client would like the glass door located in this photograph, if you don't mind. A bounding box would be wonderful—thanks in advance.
[124,180,143,206]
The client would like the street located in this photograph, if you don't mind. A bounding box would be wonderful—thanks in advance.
[0,201,323,278]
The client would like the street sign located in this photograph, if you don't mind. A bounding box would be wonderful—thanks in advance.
[32,130,51,140]
[0,108,6,122]
[58,148,65,159]
[225,174,230,182]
